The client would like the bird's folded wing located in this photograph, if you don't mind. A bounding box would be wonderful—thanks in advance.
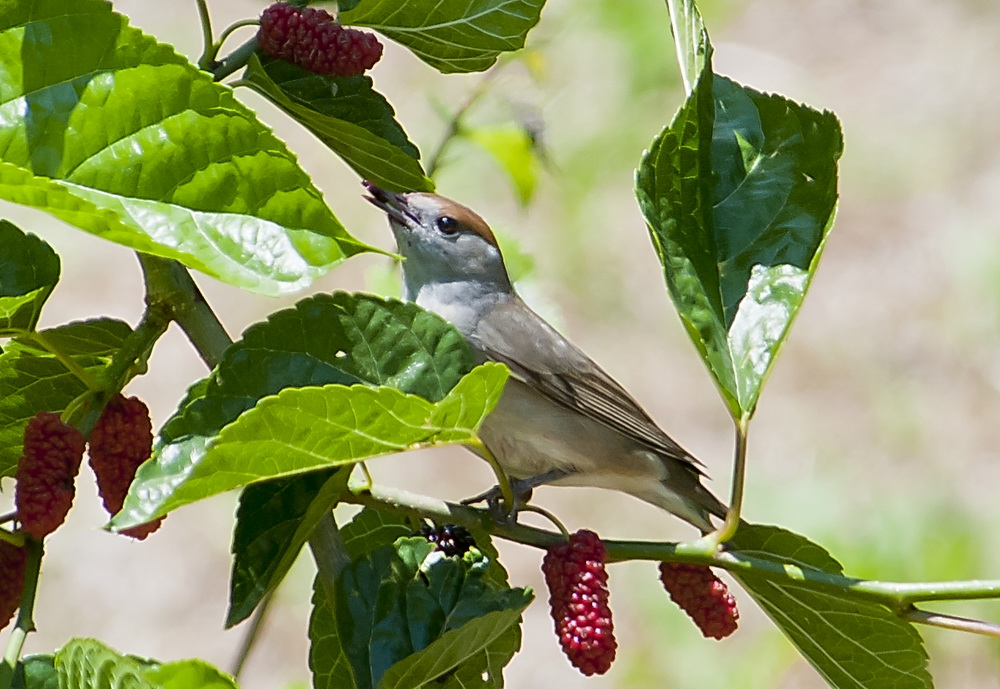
[470,300,704,472]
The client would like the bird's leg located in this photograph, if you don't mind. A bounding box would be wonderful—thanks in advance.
[461,469,569,523]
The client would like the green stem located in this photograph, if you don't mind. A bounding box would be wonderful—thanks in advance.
[196,0,215,71]
[217,20,259,52]
[467,439,515,512]
[343,482,1000,617]
[212,36,259,82]
[708,421,747,548]
[138,254,232,368]
[0,539,43,687]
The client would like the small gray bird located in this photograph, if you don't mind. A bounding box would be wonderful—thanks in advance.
[363,181,726,532]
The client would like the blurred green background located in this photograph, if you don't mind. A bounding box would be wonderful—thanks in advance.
[3,0,1000,687]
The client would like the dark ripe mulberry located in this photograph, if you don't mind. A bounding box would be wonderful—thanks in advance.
[89,395,163,540]
[258,3,383,77]
[14,412,85,539]
[658,562,739,639]
[541,529,617,676]
[417,523,477,557]
[0,540,27,631]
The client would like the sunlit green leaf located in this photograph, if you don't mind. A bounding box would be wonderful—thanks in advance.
[244,56,432,193]
[143,660,239,689]
[0,221,59,334]
[0,0,369,296]
[113,364,508,527]
[341,0,545,74]
[55,639,156,689]
[635,22,841,420]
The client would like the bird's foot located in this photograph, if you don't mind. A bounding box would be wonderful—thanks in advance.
[461,470,569,524]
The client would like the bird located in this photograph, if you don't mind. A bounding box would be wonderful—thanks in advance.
[362,181,726,532]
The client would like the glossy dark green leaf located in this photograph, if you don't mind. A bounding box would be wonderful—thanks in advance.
[244,56,432,193]
[341,0,545,74]
[636,24,842,420]
[113,363,508,527]
[731,524,933,689]
[0,221,59,334]
[310,575,359,689]
[340,506,414,559]
[0,318,131,476]
[334,537,531,689]
[0,0,369,296]
[227,468,350,628]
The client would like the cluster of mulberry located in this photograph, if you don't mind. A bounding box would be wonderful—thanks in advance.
[12,397,161,542]
[658,562,739,639]
[418,522,477,557]
[88,395,163,540]
[14,412,85,539]
[541,529,617,676]
[258,3,383,77]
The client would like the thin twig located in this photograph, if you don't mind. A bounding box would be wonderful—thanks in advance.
[231,593,275,680]
[212,36,259,82]
[709,421,748,548]
[425,69,502,178]
[905,607,1000,639]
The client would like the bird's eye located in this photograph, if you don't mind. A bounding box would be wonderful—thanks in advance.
[436,216,459,235]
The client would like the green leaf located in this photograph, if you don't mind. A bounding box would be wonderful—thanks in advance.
[377,608,524,689]
[463,124,539,206]
[113,363,508,527]
[143,660,240,689]
[334,537,531,689]
[55,639,156,689]
[0,221,59,334]
[731,525,933,689]
[160,292,475,445]
[636,28,842,420]
[310,575,359,689]
[244,56,432,193]
[227,468,350,628]
[664,0,710,94]
[341,0,545,74]
[0,0,369,296]
[0,318,131,477]
[341,506,414,559]
[12,655,58,689]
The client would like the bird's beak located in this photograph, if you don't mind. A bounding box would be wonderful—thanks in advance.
[362,181,418,228]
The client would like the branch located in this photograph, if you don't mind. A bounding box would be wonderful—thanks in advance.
[342,481,1000,631]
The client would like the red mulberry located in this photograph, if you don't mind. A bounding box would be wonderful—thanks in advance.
[15,412,85,539]
[258,3,383,77]
[89,395,163,540]
[541,530,616,676]
[0,540,27,631]
[658,562,739,639]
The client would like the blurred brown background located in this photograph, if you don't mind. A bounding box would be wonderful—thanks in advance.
[2,0,1000,687]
